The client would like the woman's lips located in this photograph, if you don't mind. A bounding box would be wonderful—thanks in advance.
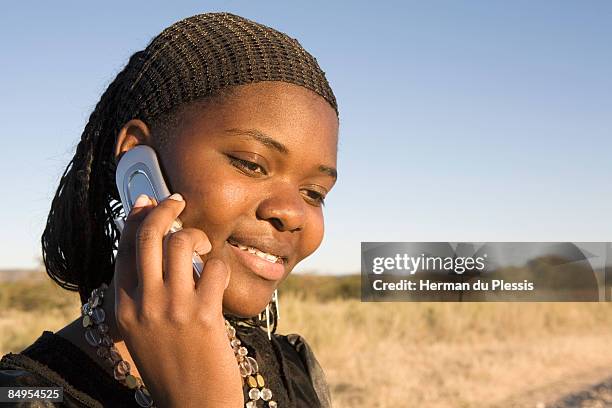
[227,240,286,281]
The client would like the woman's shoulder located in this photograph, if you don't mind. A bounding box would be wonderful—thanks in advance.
[273,332,333,408]
[0,352,50,386]
[0,352,102,407]
[0,331,105,407]
[0,359,59,407]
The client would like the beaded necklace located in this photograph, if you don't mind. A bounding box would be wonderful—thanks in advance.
[81,283,277,407]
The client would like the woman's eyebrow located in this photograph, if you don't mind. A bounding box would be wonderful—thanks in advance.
[224,127,337,180]
[225,128,288,154]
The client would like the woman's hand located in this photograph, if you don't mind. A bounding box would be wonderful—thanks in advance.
[114,193,243,408]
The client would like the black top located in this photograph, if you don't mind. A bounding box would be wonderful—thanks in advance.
[0,325,331,407]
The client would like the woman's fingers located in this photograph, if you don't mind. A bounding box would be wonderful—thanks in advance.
[195,258,231,316]
[115,192,226,331]
[163,227,211,292]
[135,193,185,296]
[114,194,154,296]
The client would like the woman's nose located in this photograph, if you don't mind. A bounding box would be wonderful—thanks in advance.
[256,186,306,232]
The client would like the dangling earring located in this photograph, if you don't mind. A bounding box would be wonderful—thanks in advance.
[258,289,280,340]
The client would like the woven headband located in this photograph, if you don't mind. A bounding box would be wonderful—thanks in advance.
[119,12,338,124]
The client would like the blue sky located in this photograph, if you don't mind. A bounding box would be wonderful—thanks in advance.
[1,1,611,274]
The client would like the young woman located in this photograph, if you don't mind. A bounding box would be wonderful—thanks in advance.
[0,12,338,408]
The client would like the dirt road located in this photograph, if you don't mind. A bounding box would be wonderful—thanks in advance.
[490,366,612,408]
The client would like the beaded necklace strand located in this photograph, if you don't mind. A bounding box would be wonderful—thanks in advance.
[81,283,277,407]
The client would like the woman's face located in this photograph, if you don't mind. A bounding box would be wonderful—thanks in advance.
[125,82,338,317]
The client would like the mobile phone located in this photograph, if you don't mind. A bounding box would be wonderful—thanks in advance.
[114,145,204,278]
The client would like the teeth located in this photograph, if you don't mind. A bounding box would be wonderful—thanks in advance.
[255,250,278,263]
[265,253,278,262]
[229,240,281,263]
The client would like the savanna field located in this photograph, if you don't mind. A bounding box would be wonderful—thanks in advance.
[1,271,612,407]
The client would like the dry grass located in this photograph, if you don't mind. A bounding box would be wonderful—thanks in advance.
[1,274,611,407]
[277,295,612,407]
[0,277,80,353]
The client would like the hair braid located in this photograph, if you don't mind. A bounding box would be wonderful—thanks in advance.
[42,51,145,304]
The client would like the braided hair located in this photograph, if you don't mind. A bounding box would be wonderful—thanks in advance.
[41,12,338,305]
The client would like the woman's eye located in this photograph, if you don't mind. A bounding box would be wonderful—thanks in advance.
[303,189,326,207]
[228,156,268,176]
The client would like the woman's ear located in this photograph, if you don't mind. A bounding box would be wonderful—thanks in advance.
[114,119,153,164]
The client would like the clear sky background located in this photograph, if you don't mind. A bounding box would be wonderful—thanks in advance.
[1,1,611,275]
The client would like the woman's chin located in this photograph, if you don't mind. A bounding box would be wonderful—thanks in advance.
[221,282,274,319]
[222,301,269,319]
